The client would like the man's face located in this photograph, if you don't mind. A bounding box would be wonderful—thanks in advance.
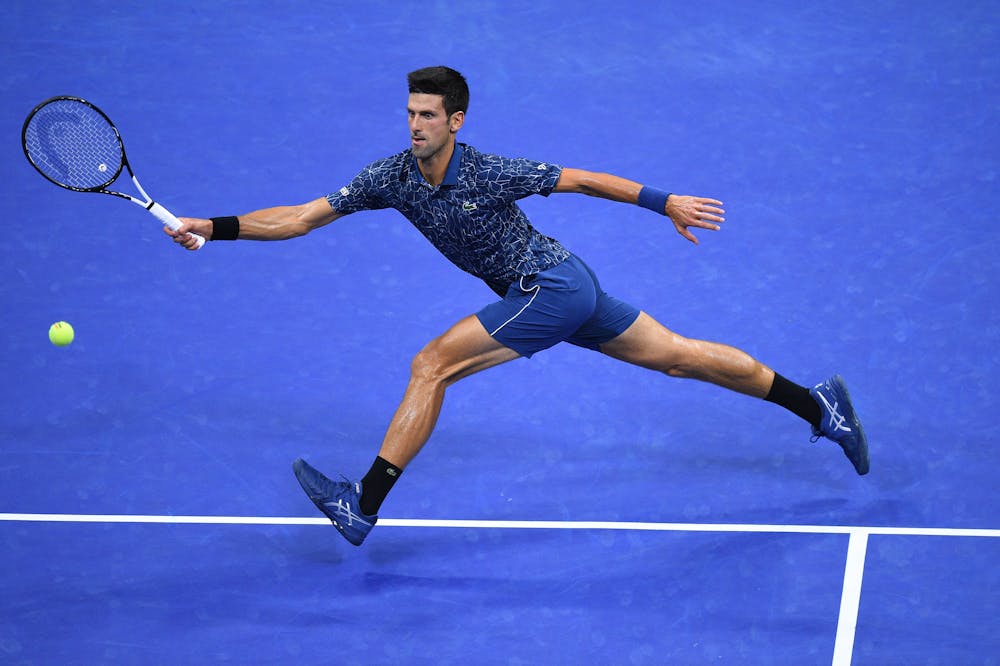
[408,93,463,161]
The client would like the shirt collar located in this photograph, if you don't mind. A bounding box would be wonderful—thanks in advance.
[411,142,464,187]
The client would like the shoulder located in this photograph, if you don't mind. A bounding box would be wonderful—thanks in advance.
[460,144,504,167]
[348,149,413,192]
[361,149,411,175]
[460,146,562,198]
[466,145,554,166]
[459,144,553,175]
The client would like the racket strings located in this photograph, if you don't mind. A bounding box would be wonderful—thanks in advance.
[24,99,123,190]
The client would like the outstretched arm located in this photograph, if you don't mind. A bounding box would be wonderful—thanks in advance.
[553,167,725,244]
[164,197,344,250]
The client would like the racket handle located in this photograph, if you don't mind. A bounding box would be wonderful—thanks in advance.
[147,202,206,249]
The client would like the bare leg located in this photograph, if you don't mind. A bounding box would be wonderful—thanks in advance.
[377,315,520,468]
[599,311,774,397]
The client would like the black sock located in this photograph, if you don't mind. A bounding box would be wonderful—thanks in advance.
[359,456,402,516]
[765,373,821,429]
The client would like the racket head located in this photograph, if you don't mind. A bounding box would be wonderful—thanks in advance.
[22,96,127,192]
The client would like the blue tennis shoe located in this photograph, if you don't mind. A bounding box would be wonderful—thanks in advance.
[292,458,377,546]
[809,375,870,475]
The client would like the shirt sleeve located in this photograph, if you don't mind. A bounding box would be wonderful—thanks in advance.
[325,160,395,214]
[489,155,563,201]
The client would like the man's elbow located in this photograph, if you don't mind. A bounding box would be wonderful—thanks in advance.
[556,168,596,194]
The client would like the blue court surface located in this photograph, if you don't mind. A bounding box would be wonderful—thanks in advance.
[2,1,999,664]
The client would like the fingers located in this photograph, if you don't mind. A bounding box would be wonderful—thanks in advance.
[668,196,725,224]
[162,216,212,251]
[672,219,700,244]
[677,197,725,236]
[700,207,725,221]
[667,196,727,244]
[695,200,725,223]
[680,212,722,232]
[163,224,200,250]
[691,217,722,231]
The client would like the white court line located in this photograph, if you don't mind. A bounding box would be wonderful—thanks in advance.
[1,513,999,537]
[832,531,869,666]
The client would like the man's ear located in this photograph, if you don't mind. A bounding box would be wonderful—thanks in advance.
[449,110,465,134]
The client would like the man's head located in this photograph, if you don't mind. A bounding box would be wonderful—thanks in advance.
[406,66,468,161]
[407,66,469,117]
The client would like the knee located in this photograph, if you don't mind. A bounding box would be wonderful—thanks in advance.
[664,364,690,379]
[657,337,702,379]
[410,341,448,385]
[661,338,759,383]
[663,356,698,379]
[646,333,695,378]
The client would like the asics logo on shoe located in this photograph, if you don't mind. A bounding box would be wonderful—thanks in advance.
[815,391,852,434]
[324,497,373,527]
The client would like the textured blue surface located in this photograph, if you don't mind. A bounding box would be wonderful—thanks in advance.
[3,523,849,664]
[2,1,998,664]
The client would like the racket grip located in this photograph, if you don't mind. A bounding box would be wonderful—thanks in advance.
[147,202,206,249]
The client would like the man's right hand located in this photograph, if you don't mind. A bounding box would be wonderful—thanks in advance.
[164,217,213,250]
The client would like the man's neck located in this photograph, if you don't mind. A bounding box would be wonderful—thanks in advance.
[416,140,455,187]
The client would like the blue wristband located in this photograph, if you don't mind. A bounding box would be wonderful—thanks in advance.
[637,186,671,215]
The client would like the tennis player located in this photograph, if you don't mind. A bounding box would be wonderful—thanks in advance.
[168,66,869,546]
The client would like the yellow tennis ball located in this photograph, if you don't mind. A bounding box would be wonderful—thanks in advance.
[49,321,74,347]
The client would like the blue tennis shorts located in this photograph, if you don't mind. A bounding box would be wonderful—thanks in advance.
[476,254,640,358]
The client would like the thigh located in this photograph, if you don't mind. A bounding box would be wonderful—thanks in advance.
[420,314,522,384]
[598,311,688,371]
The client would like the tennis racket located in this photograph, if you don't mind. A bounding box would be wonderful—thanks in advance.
[22,96,205,249]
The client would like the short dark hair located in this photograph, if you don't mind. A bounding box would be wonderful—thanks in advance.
[407,66,469,117]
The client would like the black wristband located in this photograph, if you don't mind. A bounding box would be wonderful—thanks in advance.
[210,216,240,241]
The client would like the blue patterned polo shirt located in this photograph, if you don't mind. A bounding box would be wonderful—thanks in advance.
[326,143,571,294]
